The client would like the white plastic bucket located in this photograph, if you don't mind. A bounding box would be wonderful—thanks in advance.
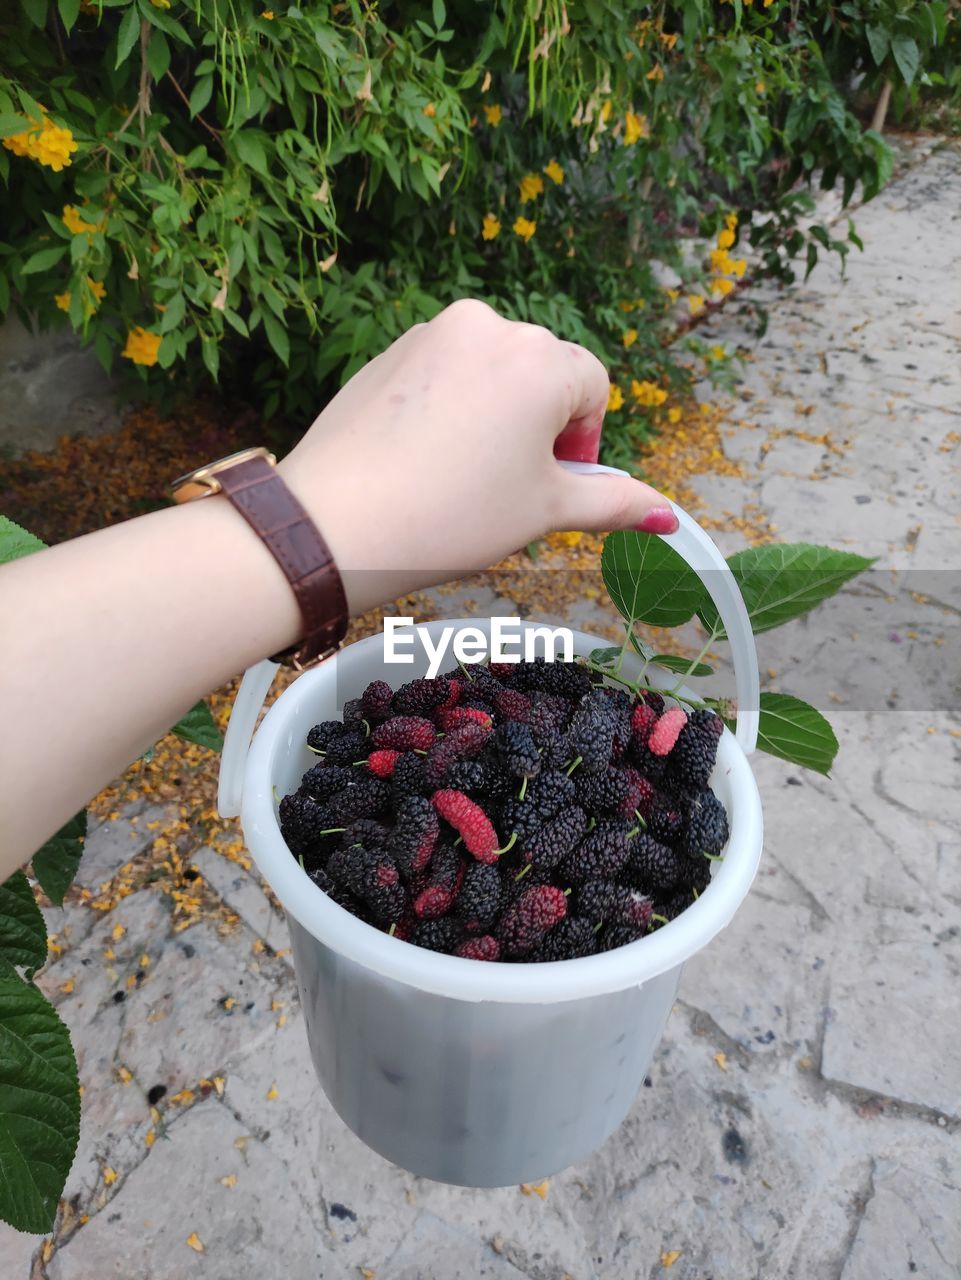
[218,503,764,1187]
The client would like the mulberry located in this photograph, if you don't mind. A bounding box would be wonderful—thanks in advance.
[560,821,631,882]
[342,818,390,849]
[432,790,501,863]
[640,688,665,716]
[646,795,684,845]
[360,679,395,723]
[394,677,453,716]
[522,805,588,872]
[391,752,427,800]
[444,760,489,795]
[487,661,515,680]
[600,922,648,951]
[631,743,668,783]
[497,884,568,957]
[411,917,465,954]
[425,721,492,788]
[668,709,724,791]
[568,691,617,772]
[278,792,334,855]
[323,728,370,765]
[648,706,688,757]
[367,749,400,778]
[681,790,729,858]
[576,879,652,928]
[529,917,599,962]
[454,862,502,932]
[300,763,354,801]
[307,865,357,912]
[528,693,571,742]
[493,721,541,779]
[631,701,658,744]
[306,720,346,753]
[500,770,576,843]
[372,716,436,752]
[412,844,465,919]
[326,846,406,924]
[575,767,633,815]
[341,697,365,724]
[626,833,685,893]
[437,705,493,733]
[387,795,440,877]
[493,688,532,722]
[327,777,390,822]
[455,935,501,961]
[512,657,592,701]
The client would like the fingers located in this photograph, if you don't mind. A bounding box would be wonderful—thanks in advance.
[552,470,679,535]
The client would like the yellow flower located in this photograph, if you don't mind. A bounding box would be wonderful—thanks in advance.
[62,204,99,236]
[663,287,680,303]
[717,227,735,250]
[543,159,564,185]
[622,328,638,348]
[755,80,766,94]
[607,384,624,412]
[54,292,71,312]
[764,0,775,6]
[646,64,664,81]
[4,113,78,172]
[2,124,33,157]
[710,247,734,273]
[712,277,735,297]
[88,278,106,302]
[631,379,668,407]
[710,345,727,360]
[623,111,649,146]
[660,32,678,49]
[667,406,682,424]
[423,102,436,117]
[262,8,275,16]
[687,294,706,315]
[519,173,544,202]
[481,212,501,240]
[729,258,747,279]
[122,326,162,367]
[513,216,537,243]
[483,103,502,127]
[600,100,612,123]
[724,212,738,232]
[618,300,635,312]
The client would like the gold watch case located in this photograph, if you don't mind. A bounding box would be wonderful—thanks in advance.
[169,446,277,503]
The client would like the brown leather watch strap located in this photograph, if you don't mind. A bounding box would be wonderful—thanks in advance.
[215,455,348,667]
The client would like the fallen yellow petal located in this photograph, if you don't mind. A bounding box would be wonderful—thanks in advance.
[713,1052,728,1071]
[266,1083,279,1100]
[145,1129,156,1148]
[220,1173,237,1188]
[661,1250,682,1268]
[185,1231,204,1253]
[60,978,75,994]
[103,1167,118,1186]
[519,1179,550,1198]
[112,923,125,941]
[213,1076,226,1097]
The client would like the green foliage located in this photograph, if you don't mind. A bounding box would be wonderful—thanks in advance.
[170,697,224,750]
[31,812,88,907]
[0,0,920,441]
[597,531,870,775]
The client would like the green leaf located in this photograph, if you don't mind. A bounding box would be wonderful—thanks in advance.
[58,0,82,32]
[891,35,920,87]
[525,540,540,561]
[261,309,290,366]
[0,975,81,1232]
[188,75,214,117]
[756,692,838,775]
[115,5,141,69]
[432,0,446,28]
[21,0,48,29]
[170,699,223,751]
[0,515,46,564]
[0,873,47,972]
[234,130,270,177]
[588,646,622,666]
[865,24,889,66]
[20,245,68,275]
[698,544,874,638]
[147,28,171,82]
[32,812,87,908]
[601,530,706,628]
[650,654,714,677]
[0,114,32,139]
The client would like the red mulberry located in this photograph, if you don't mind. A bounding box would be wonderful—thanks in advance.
[425,720,492,788]
[497,884,568,957]
[432,790,501,863]
[648,706,688,757]
[367,749,400,778]
[455,935,502,961]
[360,679,395,723]
[412,845,465,919]
[372,716,436,752]
[493,688,532,722]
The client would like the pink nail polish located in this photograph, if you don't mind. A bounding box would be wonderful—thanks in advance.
[634,507,679,535]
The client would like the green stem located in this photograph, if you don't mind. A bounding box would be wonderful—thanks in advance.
[495,831,518,856]
[703,851,724,862]
[518,776,529,801]
[565,755,583,776]
[652,912,669,925]
[514,863,532,882]
[319,827,345,835]
[665,625,722,697]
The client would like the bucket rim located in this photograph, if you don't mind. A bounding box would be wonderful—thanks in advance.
[241,621,764,1003]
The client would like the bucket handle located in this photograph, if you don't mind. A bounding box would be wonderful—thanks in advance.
[217,461,759,817]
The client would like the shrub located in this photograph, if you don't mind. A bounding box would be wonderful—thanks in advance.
[0,1,940,458]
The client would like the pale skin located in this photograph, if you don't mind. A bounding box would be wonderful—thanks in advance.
[0,299,677,876]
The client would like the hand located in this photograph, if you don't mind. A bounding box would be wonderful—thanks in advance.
[278,299,676,611]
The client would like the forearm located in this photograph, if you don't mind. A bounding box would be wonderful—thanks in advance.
[0,495,305,876]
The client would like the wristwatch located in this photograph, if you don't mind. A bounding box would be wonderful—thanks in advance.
[169,446,349,669]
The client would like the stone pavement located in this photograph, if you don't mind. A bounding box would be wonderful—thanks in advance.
[3,139,960,1280]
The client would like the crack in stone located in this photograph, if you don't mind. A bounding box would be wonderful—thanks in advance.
[674,1000,753,1067]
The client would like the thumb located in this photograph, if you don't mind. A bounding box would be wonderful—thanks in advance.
[554,468,680,535]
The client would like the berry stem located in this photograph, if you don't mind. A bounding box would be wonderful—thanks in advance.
[518,776,528,802]
[388,922,397,937]
[565,755,583,776]
[495,831,518,856]
[702,851,724,861]
[306,745,326,756]
[453,835,463,847]
[319,827,346,835]
[298,854,305,870]
[652,912,669,925]
[361,719,371,738]
[457,658,475,683]
[514,863,532,883]
[272,785,280,803]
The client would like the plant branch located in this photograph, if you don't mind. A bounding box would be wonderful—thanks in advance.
[165,71,224,148]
